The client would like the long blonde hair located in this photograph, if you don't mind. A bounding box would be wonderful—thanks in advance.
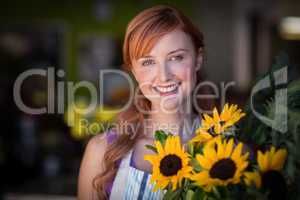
[93,5,207,199]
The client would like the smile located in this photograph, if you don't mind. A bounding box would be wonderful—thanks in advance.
[153,83,181,95]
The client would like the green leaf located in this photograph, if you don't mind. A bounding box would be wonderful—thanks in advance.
[187,143,194,156]
[212,186,221,199]
[190,158,202,172]
[163,189,182,200]
[155,130,168,146]
[192,188,206,200]
[186,190,194,200]
[194,144,204,155]
[145,144,157,153]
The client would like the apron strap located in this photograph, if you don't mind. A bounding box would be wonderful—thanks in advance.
[109,149,133,200]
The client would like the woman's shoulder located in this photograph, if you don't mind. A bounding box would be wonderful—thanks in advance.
[78,130,117,199]
[80,132,111,167]
[81,129,119,168]
[81,130,119,169]
[85,133,107,151]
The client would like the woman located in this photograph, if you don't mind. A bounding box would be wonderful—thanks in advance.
[78,5,206,200]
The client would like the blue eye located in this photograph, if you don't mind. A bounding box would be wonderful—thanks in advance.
[142,59,155,66]
[169,55,184,61]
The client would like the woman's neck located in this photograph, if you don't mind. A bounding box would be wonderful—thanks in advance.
[144,107,199,143]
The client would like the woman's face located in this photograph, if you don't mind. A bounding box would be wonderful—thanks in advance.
[131,29,203,113]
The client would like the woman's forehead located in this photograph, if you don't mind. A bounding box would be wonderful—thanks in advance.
[144,29,194,57]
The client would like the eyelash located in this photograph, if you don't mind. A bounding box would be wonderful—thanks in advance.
[141,59,155,66]
[141,55,184,67]
[169,55,184,61]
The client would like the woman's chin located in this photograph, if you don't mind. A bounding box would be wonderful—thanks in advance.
[147,92,188,113]
[158,96,182,113]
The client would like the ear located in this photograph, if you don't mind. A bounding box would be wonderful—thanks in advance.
[195,47,203,71]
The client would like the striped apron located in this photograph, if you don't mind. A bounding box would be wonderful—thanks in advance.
[109,149,164,200]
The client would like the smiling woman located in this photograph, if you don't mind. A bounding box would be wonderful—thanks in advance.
[78,5,206,200]
[131,29,203,112]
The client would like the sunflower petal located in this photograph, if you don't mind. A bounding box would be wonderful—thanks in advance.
[260,151,270,172]
[203,114,214,126]
[244,171,261,188]
[171,177,178,191]
[220,103,229,120]
[257,151,266,172]
[165,136,172,153]
[271,148,287,171]
[191,171,209,185]
[224,138,234,157]
[216,138,225,158]
[144,155,156,164]
[196,154,212,169]
[155,141,165,155]
[190,131,212,143]
[213,107,220,121]
[203,144,217,161]
[232,142,243,160]
[174,136,181,153]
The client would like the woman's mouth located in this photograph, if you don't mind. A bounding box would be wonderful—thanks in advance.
[153,83,181,96]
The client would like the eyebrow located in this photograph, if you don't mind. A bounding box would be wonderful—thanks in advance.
[138,48,189,61]
[167,48,189,55]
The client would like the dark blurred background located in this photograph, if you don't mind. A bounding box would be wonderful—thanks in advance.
[0,0,299,199]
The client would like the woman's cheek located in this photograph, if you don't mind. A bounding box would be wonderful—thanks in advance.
[137,73,155,95]
[175,62,193,81]
[179,63,197,94]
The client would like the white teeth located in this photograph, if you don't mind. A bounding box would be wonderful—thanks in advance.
[155,84,178,93]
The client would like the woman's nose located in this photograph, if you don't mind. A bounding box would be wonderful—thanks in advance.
[158,63,171,82]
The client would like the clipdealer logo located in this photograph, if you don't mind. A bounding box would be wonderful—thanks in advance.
[13,66,289,134]
[13,68,135,126]
[250,67,288,133]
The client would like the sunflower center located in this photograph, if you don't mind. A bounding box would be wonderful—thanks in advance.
[209,158,236,180]
[159,154,182,177]
[262,170,287,200]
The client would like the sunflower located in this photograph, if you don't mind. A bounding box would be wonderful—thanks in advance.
[144,135,192,191]
[191,137,249,191]
[203,104,245,134]
[191,104,245,145]
[257,146,287,173]
[244,147,287,199]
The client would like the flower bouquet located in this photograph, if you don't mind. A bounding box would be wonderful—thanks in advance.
[144,54,300,200]
[144,104,288,200]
